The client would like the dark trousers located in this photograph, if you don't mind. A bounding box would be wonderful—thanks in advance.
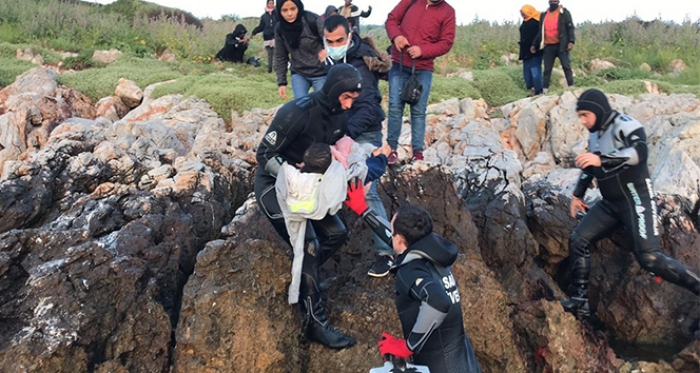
[523,55,543,94]
[568,191,700,295]
[254,171,348,294]
[542,44,574,89]
[265,46,274,73]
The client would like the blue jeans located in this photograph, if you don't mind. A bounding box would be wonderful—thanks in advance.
[291,74,326,99]
[387,64,433,152]
[523,56,543,94]
[354,131,393,257]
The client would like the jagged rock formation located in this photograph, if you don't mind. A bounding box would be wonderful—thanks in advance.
[0,67,698,373]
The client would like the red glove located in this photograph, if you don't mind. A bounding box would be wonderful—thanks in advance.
[377,332,412,359]
[344,178,369,215]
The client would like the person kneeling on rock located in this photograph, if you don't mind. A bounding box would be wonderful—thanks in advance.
[255,64,365,350]
[561,88,700,317]
[343,195,482,373]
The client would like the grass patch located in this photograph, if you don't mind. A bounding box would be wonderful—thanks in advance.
[58,57,184,101]
[597,67,651,81]
[430,75,481,103]
[600,79,674,96]
[0,42,62,65]
[0,57,34,86]
[151,65,284,120]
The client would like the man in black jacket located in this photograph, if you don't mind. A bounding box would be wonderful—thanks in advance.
[342,196,482,373]
[323,15,395,277]
[215,24,249,63]
[255,64,363,350]
[531,0,575,92]
[251,0,277,73]
[338,0,371,34]
[562,88,700,316]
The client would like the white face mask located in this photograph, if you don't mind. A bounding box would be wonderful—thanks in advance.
[325,33,352,61]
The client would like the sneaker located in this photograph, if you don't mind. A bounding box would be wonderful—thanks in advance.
[368,256,394,277]
[410,150,424,162]
[387,151,398,165]
[543,88,549,94]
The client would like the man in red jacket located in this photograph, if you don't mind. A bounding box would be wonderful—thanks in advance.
[385,0,456,164]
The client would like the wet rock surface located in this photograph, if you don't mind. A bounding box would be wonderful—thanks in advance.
[0,68,698,372]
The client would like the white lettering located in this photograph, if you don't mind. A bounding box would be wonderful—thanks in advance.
[626,183,647,239]
[645,178,659,237]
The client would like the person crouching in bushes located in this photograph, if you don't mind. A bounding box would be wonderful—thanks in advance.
[216,24,249,63]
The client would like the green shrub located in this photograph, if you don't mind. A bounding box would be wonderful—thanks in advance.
[151,66,284,120]
[597,67,651,81]
[0,57,34,86]
[58,57,183,100]
[430,75,482,103]
[472,70,528,106]
[599,79,674,96]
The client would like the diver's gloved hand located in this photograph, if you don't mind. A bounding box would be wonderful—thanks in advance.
[377,332,412,359]
[344,177,369,215]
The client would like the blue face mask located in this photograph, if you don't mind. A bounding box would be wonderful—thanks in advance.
[325,33,352,61]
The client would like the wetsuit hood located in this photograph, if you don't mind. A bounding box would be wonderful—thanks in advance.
[397,233,458,268]
[577,88,613,133]
[319,63,362,114]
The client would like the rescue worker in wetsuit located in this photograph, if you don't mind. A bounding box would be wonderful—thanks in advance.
[562,88,700,316]
[344,191,482,373]
[254,64,363,349]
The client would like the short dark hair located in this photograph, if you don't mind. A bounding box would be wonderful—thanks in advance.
[301,143,332,174]
[393,205,433,247]
[324,15,350,34]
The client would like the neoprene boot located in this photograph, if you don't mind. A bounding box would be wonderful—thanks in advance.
[300,274,355,349]
[560,284,590,317]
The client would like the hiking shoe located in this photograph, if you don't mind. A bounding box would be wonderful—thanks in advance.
[368,256,394,278]
[387,151,398,165]
[411,150,424,162]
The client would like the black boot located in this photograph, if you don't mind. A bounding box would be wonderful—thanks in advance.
[561,284,590,317]
[300,274,355,350]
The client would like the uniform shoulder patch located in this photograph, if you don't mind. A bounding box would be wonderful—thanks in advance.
[264,131,277,145]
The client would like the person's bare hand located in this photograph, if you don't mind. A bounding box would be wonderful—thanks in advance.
[373,144,392,157]
[570,197,588,219]
[530,46,537,54]
[567,42,574,51]
[394,35,410,51]
[278,86,287,100]
[296,162,305,169]
[318,49,328,62]
[407,46,422,59]
[575,153,601,169]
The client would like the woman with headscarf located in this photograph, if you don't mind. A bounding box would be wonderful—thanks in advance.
[252,0,278,73]
[215,24,249,63]
[519,5,543,96]
[274,0,327,100]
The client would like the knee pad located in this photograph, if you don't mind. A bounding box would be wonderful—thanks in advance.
[636,252,660,272]
[305,238,320,258]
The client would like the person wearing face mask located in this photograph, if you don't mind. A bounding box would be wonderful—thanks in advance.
[252,0,278,73]
[274,0,327,100]
[531,0,575,93]
[323,15,396,277]
[385,0,456,164]
[255,64,365,350]
[561,88,700,317]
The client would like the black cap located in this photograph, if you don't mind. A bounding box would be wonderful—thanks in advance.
[322,64,363,102]
[576,88,612,132]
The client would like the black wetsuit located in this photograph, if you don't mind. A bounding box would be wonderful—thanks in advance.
[393,233,482,373]
[570,112,700,296]
[255,90,348,289]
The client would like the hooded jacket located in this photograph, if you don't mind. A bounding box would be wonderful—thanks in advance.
[386,0,456,72]
[533,6,575,53]
[275,11,326,85]
[252,8,277,41]
[324,34,391,138]
[257,65,362,176]
[394,233,479,373]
